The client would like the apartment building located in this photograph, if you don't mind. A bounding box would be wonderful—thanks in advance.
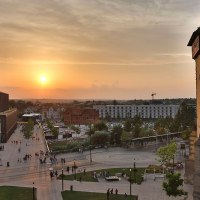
[93,104,180,119]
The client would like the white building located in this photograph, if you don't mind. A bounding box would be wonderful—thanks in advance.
[41,107,62,121]
[93,104,180,119]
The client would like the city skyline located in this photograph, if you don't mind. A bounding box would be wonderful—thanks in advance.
[0,0,199,99]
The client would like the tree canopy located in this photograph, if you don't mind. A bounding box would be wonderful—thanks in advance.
[156,142,177,166]
[94,121,108,131]
[23,119,34,140]
[163,173,187,197]
[91,131,110,146]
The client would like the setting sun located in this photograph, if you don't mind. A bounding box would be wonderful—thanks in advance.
[40,76,47,84]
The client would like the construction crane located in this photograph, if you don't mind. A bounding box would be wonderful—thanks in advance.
[151,93,156,100]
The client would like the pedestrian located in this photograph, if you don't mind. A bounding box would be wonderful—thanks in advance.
[84,168,86,175]
[79,176,82,182]
[50,171,53,179]
[115,188,118,195]
[55,171,58,177]
[110,188,113,194]
[67,166,69,174]
[106,189,110,200]
[124,193,127,198]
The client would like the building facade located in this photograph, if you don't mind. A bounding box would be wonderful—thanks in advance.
[93,104,179,119]
[0,108,18,143]
[188,27,200,200]
[0,92,9,112]
[41,106,62,121]
[63,108,99,125]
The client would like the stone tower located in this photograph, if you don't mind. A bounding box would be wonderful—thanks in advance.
[188,27,200,200]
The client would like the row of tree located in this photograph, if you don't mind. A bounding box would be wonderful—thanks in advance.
[87,101,195,147]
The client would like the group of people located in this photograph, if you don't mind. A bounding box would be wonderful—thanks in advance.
[11,140,21,145]
[106,188,118,199]
[50,170,58,179]
[31,136,40,142]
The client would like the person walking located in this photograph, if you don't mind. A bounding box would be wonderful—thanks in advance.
[115,188,118,195]
[106,189,110,200]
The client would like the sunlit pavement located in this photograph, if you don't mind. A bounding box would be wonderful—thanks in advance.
[0,125,193,200]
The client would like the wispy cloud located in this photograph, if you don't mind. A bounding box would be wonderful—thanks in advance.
[0,0,198,99]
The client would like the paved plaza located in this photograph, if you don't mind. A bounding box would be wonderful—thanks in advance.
[0,125,193,200]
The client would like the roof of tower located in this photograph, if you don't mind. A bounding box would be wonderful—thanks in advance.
[188,27,200,46]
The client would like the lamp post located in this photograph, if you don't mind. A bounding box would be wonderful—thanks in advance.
[89,125,92,164]
[32,182,35,200]
[129,169,132,196]
[89,135,92,164]
[133,159,136,183]
[62,168,64,191]
[73,159,76,180]
[155,132,158,150]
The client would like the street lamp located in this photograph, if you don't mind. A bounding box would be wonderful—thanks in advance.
[129,169,132,196]
[155,132,158,150]
[73,159,76,180]
[133,159,136,183]
[89,125,93,164]
[32,182,35,200]
[62,168,64,191]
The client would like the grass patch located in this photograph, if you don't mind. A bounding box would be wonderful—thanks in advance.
[62,191,138,200]
[58,168,145,184]
[59,170,98,182]
[0,186,36,200]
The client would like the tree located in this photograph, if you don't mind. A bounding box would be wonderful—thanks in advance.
[170,101,196,132]
[132,115,143,127]
[139,127,154,137]
[71,125,80,134]
[154,117,173,135]
[121,131,132,143]
[132,124,141,138]
[163,173,187,197]
[111,125,123,145]
[124,119,132,132]
[91,131,110,146]
[23,119,34,140]
[52,127,59,138]
[157,142,177,166]
[94,121,108,131]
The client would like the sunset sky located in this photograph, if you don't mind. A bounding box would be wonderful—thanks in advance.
[0,0,199,100]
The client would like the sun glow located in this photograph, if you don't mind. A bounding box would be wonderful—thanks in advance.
[40,76,47,84]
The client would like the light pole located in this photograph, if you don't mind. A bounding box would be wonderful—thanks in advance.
[89,125,92,164]
[73,159,76,180]
[129,169,132,196]
[133,159,136,183]
[62,168,64,191]
[155,132,158,150]
[32,182,35,200]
